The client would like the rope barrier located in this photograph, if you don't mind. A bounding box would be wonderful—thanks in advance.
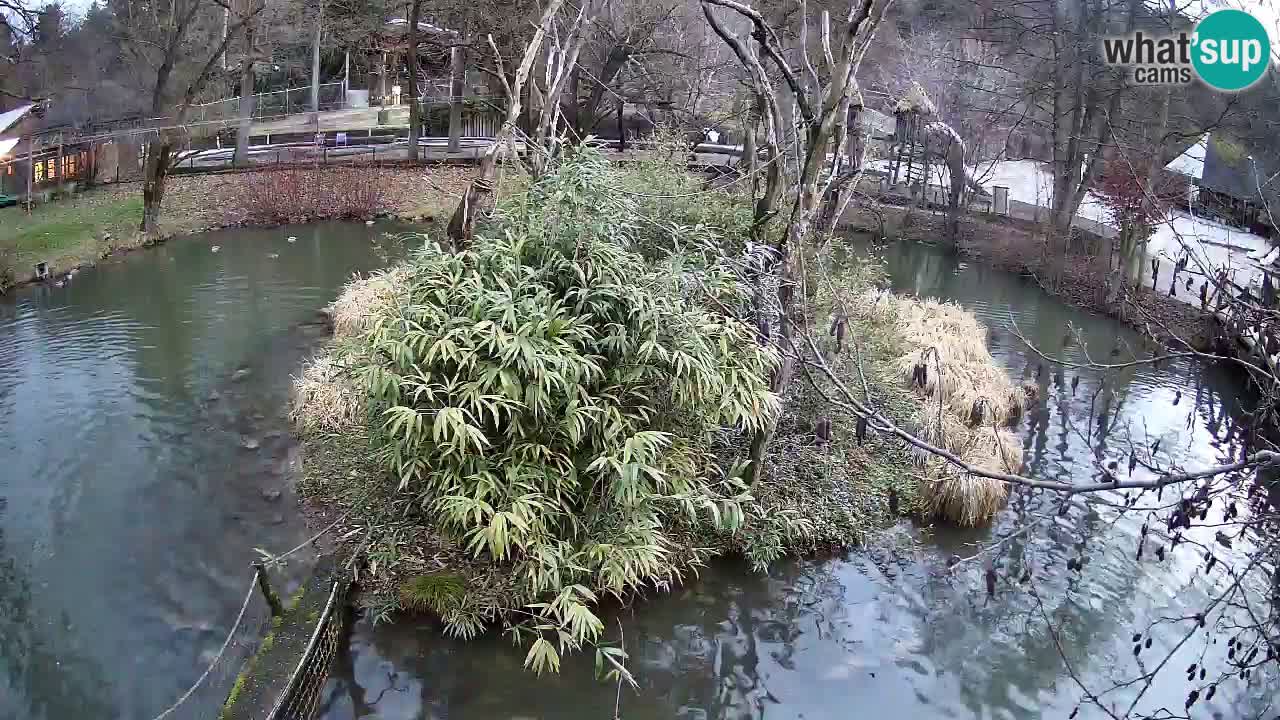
[150,574,259,720]
[144,510,351,720]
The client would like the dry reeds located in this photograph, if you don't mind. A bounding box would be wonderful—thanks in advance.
[880,294,1023,526]
[290,355,366,432]
[328,267,410,339]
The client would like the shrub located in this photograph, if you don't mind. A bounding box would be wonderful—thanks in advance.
[614,126,755,259]
[343,150,778,665]
[233,165,386,224]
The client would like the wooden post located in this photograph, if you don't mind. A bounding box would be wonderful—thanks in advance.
[25,140,33,213]
[617,101,625,153]
[253,562,284,616]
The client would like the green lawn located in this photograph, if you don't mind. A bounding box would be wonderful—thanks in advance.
[0,190,144,281]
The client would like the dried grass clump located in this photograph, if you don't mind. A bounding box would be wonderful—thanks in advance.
[881,293,1023,526]
[329,267,411,339]
[290,355,365,432]
[889,297,1025,424]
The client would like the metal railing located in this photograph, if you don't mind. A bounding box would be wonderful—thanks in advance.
[266,574,353,720]
[190,82,348,124]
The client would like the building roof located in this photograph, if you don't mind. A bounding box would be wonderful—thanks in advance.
[1165,132,1207,180]
[0,138,18,158]
[1198,134,1275,202]
[0,104,35,136]
[385,18,459,36]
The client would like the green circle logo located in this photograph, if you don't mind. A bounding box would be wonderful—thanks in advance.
[1192,9,1271,91]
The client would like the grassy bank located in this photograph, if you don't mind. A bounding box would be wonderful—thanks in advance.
[290,146,1025,673]
[0,189,144,288]
[0,165,472,292]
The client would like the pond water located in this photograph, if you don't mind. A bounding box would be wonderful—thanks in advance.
[317,239,1278,720]
[0,222,408,720]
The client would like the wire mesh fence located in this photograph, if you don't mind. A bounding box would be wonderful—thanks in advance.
[191,84,348,125]
[266,575,354,720]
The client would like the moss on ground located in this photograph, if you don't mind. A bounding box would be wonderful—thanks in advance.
[219,562,333,720]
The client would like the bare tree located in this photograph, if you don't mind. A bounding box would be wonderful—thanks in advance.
[405,0,424,161]
[445,0,568,246]
[699,0,892,479]
[114,0,266,231]
[232,0,259,167]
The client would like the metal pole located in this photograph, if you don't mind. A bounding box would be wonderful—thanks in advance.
[343,50,350,107]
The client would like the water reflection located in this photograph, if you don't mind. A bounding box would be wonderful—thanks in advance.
[0,223,408,719]
[320,238,1276,720]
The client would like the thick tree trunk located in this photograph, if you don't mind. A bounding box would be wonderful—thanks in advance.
[140,140,172,233]
[406,0,423,161]
[566,65,580,136]
[579,45,628,135]
[309,0,323,119]
[233,21,256,167]
[447,45,466,153]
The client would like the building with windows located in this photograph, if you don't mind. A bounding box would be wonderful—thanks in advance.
[0,103,100,202]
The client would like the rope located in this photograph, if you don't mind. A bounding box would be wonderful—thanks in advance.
[263,512,350,568]
[149,573,259,720]
[143,510,351,720]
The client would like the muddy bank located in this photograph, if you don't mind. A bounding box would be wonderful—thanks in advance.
[840,202,1216,351]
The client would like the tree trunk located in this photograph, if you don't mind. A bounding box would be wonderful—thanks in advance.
[406,0,423,161]
[140,140,172,233]
[446,0,567,248]
[310,0,324,120]
[741,95,758,182]
[233,20,257,167]
[942,134,966,246]
[566,65,580,136]
[447,45,466,153]
[579,45,628,135]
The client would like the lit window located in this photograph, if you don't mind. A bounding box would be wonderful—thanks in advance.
[68,157,76,175]
[46,159,55,178]
[34,162,43,182]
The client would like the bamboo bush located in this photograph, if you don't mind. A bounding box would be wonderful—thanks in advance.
[336,150,783,669]
[293,144,1029,674]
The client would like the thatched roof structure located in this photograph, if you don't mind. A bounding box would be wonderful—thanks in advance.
[892,82,936,116]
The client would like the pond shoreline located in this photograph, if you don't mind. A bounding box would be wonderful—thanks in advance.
[288,251,1028,648]
[839,202,1217,352]
[0,165,471,294]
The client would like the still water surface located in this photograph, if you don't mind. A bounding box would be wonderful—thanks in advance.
[318,239,1278,720]
[0,223,406,719]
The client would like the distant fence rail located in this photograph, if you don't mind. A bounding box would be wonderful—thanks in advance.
[190,83,347,124]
